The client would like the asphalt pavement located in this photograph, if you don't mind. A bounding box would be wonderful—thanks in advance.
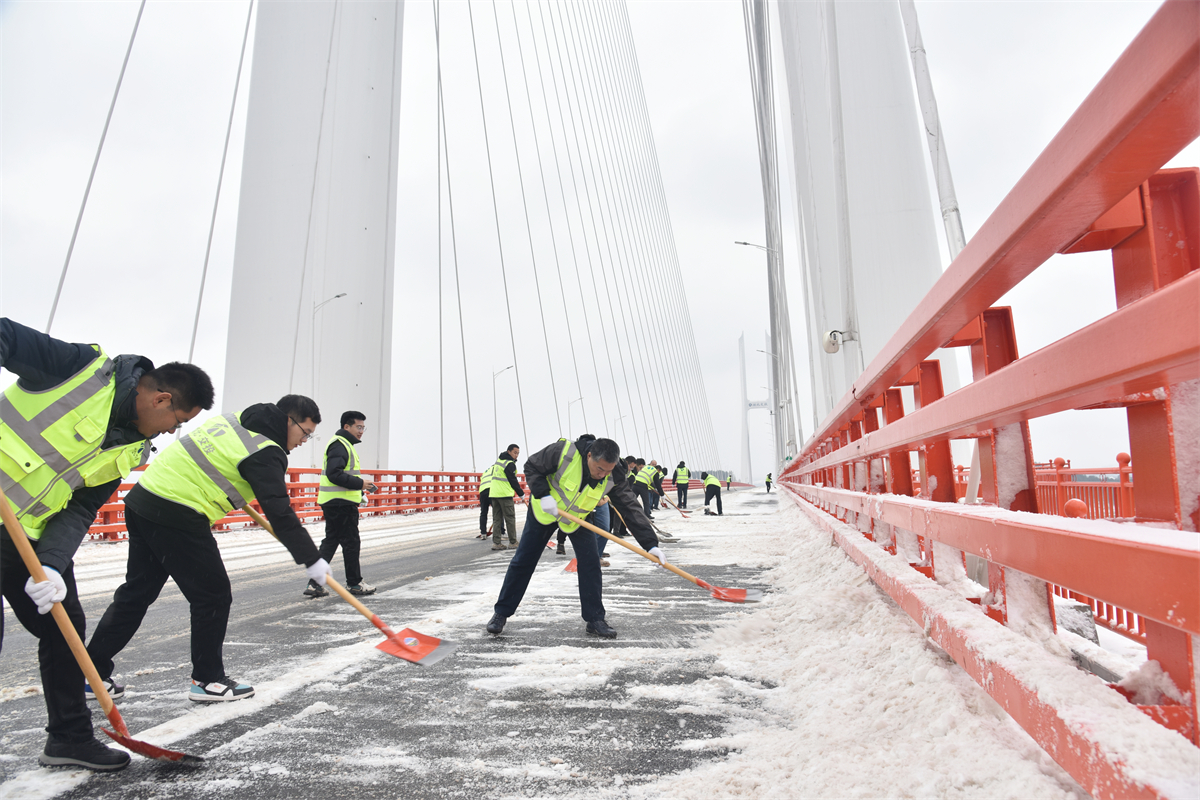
[0,497,774,799]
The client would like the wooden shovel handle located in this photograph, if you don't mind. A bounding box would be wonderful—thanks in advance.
[0,486,125,731]
[555,507,702,587]
[241,506,383,629]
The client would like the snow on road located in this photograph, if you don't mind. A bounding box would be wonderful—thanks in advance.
[1,490,1102,798]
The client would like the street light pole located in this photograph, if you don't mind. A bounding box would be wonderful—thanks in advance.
[311,292,347,466]
[737,241,784,463]
[493,365,514,455]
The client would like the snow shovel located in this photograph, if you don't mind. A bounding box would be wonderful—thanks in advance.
[0,487,203,764]
[661,494,690,518]
[241,506,457,666]
[556,508,762,603]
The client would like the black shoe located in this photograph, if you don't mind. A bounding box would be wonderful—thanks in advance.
[586,619,617,639]
[39,738,130,771]
[303,579,328,598]
[556,543,566,555]
[486,613,507,635]
[84,677,124,702]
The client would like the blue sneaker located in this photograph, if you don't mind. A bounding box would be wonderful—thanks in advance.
[84,678,124,702]
[188,677,255,703]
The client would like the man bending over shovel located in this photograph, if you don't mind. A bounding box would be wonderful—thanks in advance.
[0,318,214,771]
[485,435,662,639]
[87,395,331,704]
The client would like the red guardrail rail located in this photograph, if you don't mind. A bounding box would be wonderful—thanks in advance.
[87,469,529,540]
[779,3,1200,797]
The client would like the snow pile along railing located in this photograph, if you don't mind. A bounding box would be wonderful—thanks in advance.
[779,3,1200,798]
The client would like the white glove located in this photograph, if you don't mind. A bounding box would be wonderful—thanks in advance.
[306,558,332,586]
[648,547,667,570]
[539,496,559,517]
[25,567,67,615]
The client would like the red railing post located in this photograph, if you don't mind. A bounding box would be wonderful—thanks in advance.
[1054,458,1068,516]
[1117,452,1134,518]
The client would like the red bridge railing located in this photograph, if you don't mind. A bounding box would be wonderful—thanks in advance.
[779,3,1199,797]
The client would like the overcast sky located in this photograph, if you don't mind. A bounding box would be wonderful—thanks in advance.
[2,0,1192,475]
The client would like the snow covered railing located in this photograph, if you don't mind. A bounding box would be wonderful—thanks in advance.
[780,3,1199,797]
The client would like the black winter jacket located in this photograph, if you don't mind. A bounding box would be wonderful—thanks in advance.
[0,318,154,573]
[125,403,320,567]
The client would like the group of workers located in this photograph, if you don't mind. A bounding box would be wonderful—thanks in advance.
[0,314,753,775]
[0,318,372,772]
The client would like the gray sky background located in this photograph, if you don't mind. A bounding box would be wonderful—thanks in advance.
[2,0,1193,475]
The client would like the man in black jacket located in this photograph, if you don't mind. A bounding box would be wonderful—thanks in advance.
[0,318,214,771]
[485,436,661,640]
[87,396,327,705]
[304,411,379,598]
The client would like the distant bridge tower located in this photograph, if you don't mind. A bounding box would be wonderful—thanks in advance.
[223,0,405,468]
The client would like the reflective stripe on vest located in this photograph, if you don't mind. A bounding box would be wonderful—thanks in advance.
[318,435,362,505]
[487,459,515,498]
[0,346,148,540]
[531,440,611,533]
[138,412,280,525]
[675,468,689,482]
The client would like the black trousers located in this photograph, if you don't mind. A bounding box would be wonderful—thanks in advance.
[88,509,233,685]
[0,532,93,743]
[676,481,688,508]
[766,482,772,493]
[495,512,604,622]
[635,484,653,517]
[478,489,491,534]
[705,485,723,515]
[318,502,362,586]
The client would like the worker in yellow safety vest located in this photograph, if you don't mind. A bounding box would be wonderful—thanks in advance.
[766,473,773,493]
[87,395,326,707]
[674,461,690,508]
[703,471,723,516]
[485,435,662,639]
[304,410,379,598]
[632,457,660,519]
[0,317,214,772]
[487,444,523,550]
[477,461,498,539]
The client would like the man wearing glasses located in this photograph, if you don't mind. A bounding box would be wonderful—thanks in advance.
[0,317,214,772]
[304,410,378,598]
[87,394,328,708]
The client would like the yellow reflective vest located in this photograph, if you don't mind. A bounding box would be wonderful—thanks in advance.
[487,458,518,498]
[318,434,362,505]
[138,412,281,525]
[531,440,611,533]
[674,467,689,483]
[0,346,149,540]
[704,474,721,488]
[478,463,497,494]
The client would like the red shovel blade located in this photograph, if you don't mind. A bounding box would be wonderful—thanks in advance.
[695,579,763,604]
[564,558,578,573]
[709,586,763,603]
[101,727,204,764]
[375,628,458,666]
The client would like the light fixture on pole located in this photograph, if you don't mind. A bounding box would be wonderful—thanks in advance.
[311,292,347,466]
[567,397,583,438]
[493,365,515,455]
